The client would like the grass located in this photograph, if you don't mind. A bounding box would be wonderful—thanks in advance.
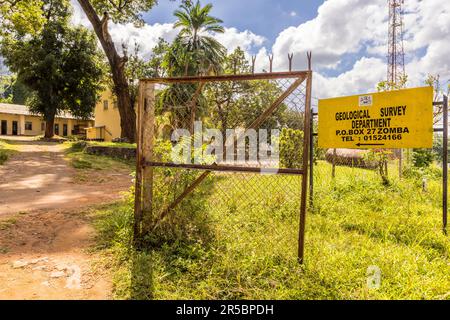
[91,161,450,300]
[0,216,18,231]
[0,139,19,165]
[87,141,136,149]
[64,141,134,171]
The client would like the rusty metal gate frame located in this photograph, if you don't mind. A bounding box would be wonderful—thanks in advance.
[309,95,449,234]
[134,62,313,263]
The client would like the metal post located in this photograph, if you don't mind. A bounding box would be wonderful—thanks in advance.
[133,81,145,245]
[309,108,314,208]
[298,52,313,264]
[141,83,155,235]
[443,95,448,235]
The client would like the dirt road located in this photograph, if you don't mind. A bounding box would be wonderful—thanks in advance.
[0,137,130,215]
[0,137,133,299]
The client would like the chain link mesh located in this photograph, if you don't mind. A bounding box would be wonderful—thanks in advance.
[144,74,309,258]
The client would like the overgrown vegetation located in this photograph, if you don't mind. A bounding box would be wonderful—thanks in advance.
[0,139,18,165]
[279,128,304,168]
[64,141,133,170]
[91,159,450,300]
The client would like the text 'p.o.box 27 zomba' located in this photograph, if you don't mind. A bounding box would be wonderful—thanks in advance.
[318,86,434,149]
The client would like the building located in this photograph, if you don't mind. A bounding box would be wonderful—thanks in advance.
[0,103,94,137]
[86,90,121,142]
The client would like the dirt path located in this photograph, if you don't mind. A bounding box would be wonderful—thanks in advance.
[0,137,133,299]
[0,137,130,215]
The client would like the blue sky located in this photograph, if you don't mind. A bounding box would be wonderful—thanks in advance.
[143,0,325,48]
[4,0,450,100]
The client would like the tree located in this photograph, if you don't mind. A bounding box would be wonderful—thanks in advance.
[0,0,45,37]
[1,0,104,138]
[376,74,408,92]
[412,148,434,168]
[157,1,226,132]
[76,0,166,142]
[204,47,252,137]
[0,75,33,104]
[170,0,226,75]
[424,74,450,124]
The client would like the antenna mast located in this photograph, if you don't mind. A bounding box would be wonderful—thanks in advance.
[387,0,406,88]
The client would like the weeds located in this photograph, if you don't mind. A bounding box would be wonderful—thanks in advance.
[64,141,133,171]
[92,160,450,300]
[0,139,18,165]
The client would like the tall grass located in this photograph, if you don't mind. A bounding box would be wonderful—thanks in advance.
[0,139,18,165]
[92,161,450,300]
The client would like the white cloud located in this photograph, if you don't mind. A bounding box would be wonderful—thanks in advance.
[215,28,266,53]
[71,0,265,59]
[258,0,450,99]
[71,0,178,59]
[270,0,387,71]
[70,0,450,100]
[109,23,179,59]
[314,57,386,99]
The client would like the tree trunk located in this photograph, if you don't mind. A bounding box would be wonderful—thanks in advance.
[77,0,136,142]
[44,113,55,138]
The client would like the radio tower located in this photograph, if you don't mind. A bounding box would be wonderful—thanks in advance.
[387,0,406,89]
[387,0,406,177]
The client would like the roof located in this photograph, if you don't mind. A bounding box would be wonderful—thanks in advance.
[0,103,94,120]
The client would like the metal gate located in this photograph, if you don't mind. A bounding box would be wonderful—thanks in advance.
[134,55,313,263]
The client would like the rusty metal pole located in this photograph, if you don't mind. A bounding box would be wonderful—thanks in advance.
[309,108,314,208]
[298,52,313,264]
[141,82,155,235]
[443,95,448,235]
[133,81,145,245]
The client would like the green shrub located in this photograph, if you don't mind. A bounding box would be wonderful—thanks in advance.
[134,140,215,248]
[403,165,442,180]
[279,128,304,168]
[71,157,92,169]
[412,148,434,168]
[0,150,7,165]
[70,141,87,152]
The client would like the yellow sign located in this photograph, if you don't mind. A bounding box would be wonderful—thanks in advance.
[318,87,433,149]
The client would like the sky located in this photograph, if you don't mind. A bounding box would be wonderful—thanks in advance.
[4,0,450,102]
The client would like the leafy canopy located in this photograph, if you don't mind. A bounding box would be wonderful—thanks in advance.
[167,0,226,76]
[88,0,157,25]
[0,0,46,36]
[1,0,104,124]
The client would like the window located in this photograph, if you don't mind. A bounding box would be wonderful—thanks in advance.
[41,122,45,131]
[103,100,109,110]
[25,122,33,131]
[113,101,118,109]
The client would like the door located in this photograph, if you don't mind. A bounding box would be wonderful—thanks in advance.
[63,124,68,136]
[54,124,59,136]
[1,120,6,135]
[12,121,18,135]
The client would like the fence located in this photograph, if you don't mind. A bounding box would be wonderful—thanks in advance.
[309,95,449,234]
[134,63,313,263]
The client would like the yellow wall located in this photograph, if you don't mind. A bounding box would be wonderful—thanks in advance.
[91,90,121,141]
[0,113,93,137]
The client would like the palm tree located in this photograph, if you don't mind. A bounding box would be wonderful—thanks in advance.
[157,1,227,134]
[172,0,226,75]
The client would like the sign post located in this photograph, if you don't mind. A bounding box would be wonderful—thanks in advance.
[318,87,433,149]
